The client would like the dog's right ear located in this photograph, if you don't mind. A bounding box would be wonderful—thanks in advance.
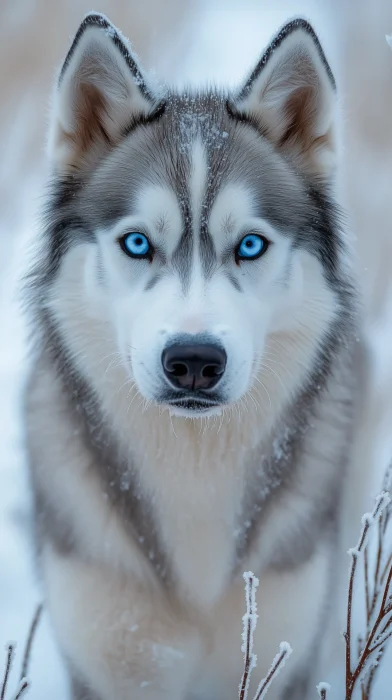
[49,13,162,173]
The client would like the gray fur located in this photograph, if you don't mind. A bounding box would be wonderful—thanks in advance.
[71,676,101,700]
[27,348,171,583]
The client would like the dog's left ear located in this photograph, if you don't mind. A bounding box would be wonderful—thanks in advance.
[232,19,336,178]
[49,13,162,173]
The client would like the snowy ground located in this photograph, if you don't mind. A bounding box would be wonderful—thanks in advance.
[1,2,392,698]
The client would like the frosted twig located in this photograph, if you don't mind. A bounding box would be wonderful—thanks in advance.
[0,649,29,700]
[317,682,330,699]
[20,604,43,682]
[238,573,293,700]
[239,572,259,700]
[0,604,41,700]
[253,642,292,700]
[361,649,383,700]
[345,480,392,699]
[368,503,388,622]
[380,553,392,585]
[345,493,389,696]
[364,548,370,631]
[344,499,383,700]
[11,680,29,700]
[1,645,15,700]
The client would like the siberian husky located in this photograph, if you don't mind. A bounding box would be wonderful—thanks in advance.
[24,12,360,699]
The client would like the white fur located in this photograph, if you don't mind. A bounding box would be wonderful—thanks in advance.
[43,545,202,700]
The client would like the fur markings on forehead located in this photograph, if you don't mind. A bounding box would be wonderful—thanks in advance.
[135,185,182,242]
[209,183,255,237]
[177,101,229,157]
[189,140,207,241]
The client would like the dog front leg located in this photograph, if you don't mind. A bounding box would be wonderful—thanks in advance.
[42,547,202,700]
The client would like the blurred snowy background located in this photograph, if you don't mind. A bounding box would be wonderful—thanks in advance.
[1,1,392,697]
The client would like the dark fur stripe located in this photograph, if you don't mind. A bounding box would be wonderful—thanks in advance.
[59,12,153,101]
[236,17,336,103]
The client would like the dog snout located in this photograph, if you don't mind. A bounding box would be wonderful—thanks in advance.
[162,340,227,391]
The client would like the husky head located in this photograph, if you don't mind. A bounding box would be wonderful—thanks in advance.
[34,13,352,423]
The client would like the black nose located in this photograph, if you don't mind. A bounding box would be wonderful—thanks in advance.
[162,343,227,391]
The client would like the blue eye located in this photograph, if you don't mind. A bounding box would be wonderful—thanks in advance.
[120,232,152,259]
[236,234,269,261]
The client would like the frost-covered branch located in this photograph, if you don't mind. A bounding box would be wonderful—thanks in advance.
[359,468,392,700]
[317,682,330,699]
[10,680,29,700]
[344,469,392,700]
[1,645,14,700]
[344,492,389,692]
[1,645,29,700]
[1,603,43,700]
[239,572,259,700]
[239,572,292,700]
[19,605,43,683]
[253,643,292,700]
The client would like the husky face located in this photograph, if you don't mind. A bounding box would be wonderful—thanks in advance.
[35,14,350,419]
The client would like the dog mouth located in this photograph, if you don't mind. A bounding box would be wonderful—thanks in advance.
[160,393,225,416]
[169,398,219,411]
